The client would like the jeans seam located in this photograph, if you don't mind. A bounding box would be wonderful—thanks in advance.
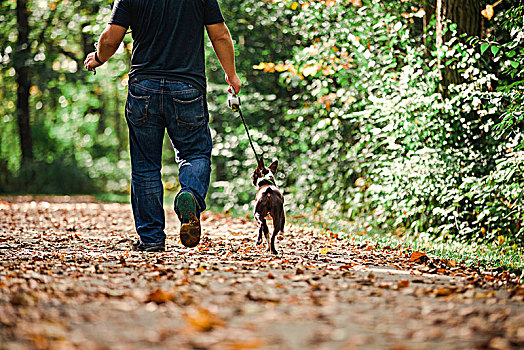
[130,82,201,95]
[130,83,161,94]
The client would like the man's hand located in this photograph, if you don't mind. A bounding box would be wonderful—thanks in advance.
[84,24,127,75]
[207,23,241,94]
[226,74,242,94]
[84,52,102,74]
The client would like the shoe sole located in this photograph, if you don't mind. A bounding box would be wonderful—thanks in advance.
[132,243,165,252]
[178,192,197,222]
[177,192,201,248]
[143,245,165,252]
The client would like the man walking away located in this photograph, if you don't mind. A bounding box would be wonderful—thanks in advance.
[84,0,242,252]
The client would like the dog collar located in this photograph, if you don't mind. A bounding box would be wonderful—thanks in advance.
[257,179,276,187]
[257,171,276,187]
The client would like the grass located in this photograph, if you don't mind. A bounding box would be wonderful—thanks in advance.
[290,214,524,277]
[94,193,130,203]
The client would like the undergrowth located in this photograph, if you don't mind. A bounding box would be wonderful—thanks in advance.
[290,214,524,278]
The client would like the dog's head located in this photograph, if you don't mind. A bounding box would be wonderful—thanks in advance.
[252,159,279,187]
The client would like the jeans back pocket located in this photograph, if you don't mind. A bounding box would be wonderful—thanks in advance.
[126,87,151,127]
[172,92,205,130]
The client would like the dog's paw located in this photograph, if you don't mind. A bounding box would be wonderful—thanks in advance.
[256,238,263,245]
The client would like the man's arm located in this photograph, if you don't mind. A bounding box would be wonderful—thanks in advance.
[206,22,242,94]
[84,24,127,74]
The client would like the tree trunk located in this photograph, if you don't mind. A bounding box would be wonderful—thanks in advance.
[0,133,9,190]
[436,0,481,96]
[15,0,34,164]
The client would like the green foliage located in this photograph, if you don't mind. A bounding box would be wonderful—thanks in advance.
[487,4,524,144]
[240,0,524,245]
[1,0,131,193]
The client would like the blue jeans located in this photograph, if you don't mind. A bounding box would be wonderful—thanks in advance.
[125,79,212,246]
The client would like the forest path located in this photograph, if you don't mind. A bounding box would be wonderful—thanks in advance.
[1,197,523,349]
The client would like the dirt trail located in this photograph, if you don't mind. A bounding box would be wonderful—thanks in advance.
[1,197,523,349]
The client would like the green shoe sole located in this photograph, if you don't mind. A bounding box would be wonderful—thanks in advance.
[177,192,197,223]
[177,192,201,248]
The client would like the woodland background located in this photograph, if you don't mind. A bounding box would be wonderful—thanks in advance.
[0,0,523,246]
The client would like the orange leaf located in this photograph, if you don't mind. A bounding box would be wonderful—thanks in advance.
[146,289,175,304]
[409,251,428,263]
[397,280,410,289]
[481,5,494,20]
[320,248,329,254]
[184,308,224,332]
[435,288,453,297]
[228,339,265,350]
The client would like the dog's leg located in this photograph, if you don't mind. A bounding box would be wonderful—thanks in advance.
[270,213,282,255]
[270,224,279,255]
[257,226,264,245]
[262,219,270,251]
[254,213,264,245]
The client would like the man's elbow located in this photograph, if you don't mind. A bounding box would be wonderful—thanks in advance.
[208,23,232,44]
[99,32,122,49]
[211,31,231,45]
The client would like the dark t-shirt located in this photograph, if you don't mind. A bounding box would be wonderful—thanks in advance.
[109,0,224,93]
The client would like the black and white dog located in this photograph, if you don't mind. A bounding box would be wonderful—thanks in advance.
[251,159,285,254]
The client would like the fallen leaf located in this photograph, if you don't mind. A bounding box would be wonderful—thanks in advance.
[474,291,496,299]
[409,251,429,263]
[445,259,457,268]
[146,289,175,304]
[227,339,265,350]
[397,280,410,289]
[434,288,453,297]
[184,308,224,332]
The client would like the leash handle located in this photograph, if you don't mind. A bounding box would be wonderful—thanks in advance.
[227,93,241,112]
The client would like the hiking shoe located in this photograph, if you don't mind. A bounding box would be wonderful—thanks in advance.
[177,192,201,247]
[132,240,165,252]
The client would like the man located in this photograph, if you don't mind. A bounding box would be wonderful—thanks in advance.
[84,0,241,252]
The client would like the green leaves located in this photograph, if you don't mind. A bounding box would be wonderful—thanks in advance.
[509,61,519,69]
[481,43,490,55]
[480,43,500,57]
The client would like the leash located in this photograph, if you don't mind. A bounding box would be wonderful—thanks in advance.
[228,91,264,169]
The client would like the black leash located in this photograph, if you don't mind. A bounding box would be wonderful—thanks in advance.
[238,108,263,169]
[228,93,264,169]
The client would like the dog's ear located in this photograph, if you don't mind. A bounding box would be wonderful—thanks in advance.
[257,156,265,170]
[252,168,260,186]
[269,160,278,174]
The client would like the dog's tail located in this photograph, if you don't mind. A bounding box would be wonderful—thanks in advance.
[262,188,273,201]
